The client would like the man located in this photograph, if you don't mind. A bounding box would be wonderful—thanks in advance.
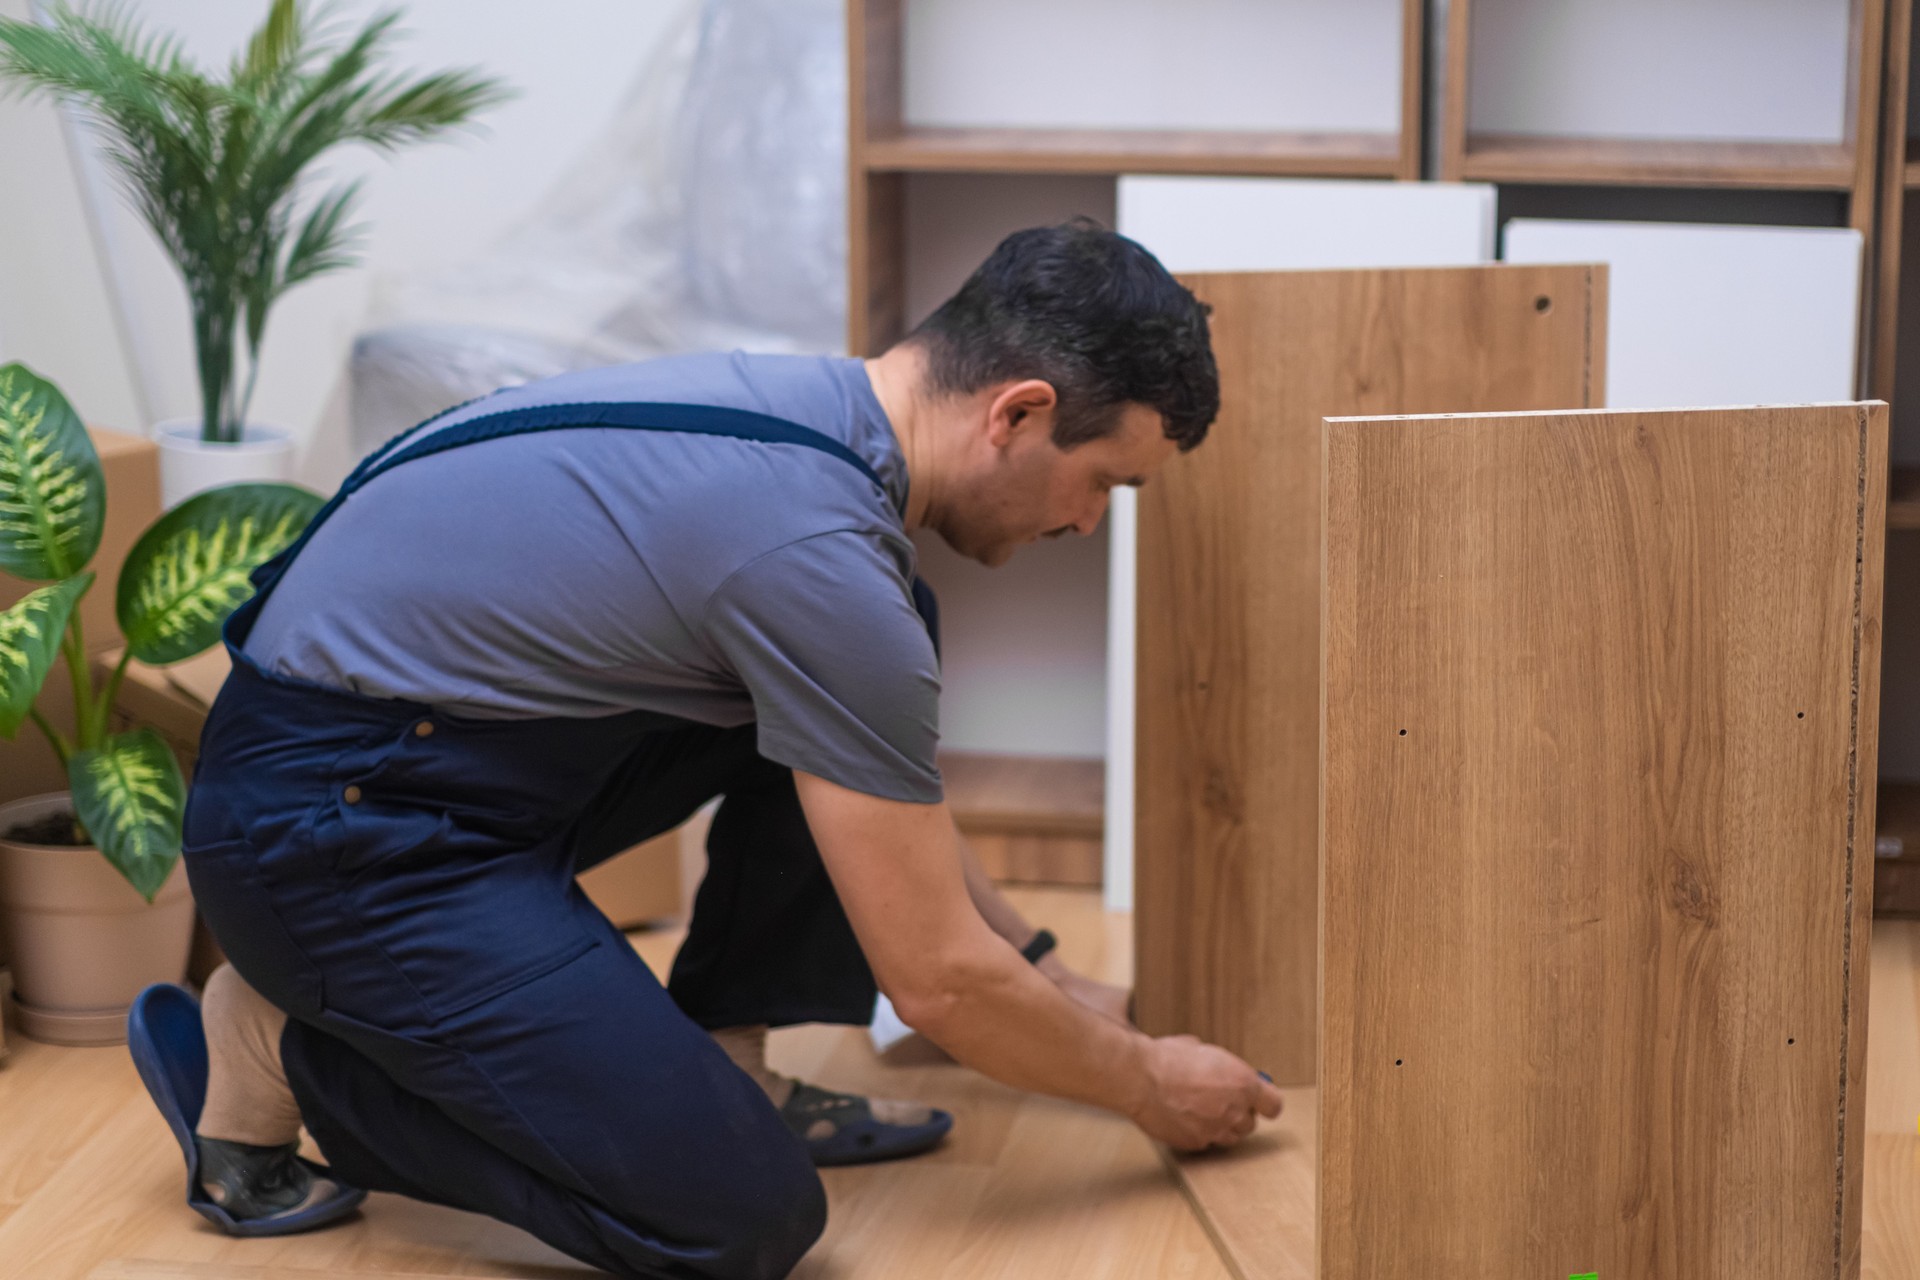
[129,220,1283,1279]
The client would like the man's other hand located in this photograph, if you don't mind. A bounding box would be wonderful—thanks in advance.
[1130,1035,1284,1151]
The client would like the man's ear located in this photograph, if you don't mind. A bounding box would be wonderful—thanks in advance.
[984,379,1058,449]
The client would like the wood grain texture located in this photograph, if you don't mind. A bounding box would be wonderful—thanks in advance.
[1161,1088,1317,1280]
[1134,265,1604,1087]
[1319,403,1887,1279]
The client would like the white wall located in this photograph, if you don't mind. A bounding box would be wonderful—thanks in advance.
[0,0,690,487]
[0,0,144,430]
[905,0,1403,134]
[1469,0,1850,142]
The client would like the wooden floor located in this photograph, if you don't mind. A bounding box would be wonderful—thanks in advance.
[0,887,1227,1280]
[11,899,1920,1279]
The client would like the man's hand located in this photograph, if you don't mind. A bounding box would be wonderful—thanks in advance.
[1131,1035,1284,1151]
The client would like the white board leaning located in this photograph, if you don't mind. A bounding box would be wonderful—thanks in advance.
[1501,218,1862,408]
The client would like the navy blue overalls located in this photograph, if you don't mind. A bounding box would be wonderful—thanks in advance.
[184,401,939,1280]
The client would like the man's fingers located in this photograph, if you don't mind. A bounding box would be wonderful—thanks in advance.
[1257,1080,1285,1118]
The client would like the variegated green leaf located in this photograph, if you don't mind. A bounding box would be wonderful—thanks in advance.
[118,482,323,666]
[0,362,105,581]
[69,727,184,902]
[0,571,92,738]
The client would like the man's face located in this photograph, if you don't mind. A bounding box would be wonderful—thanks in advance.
[946,391,1180,567]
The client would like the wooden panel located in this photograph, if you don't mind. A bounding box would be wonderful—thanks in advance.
[1319,404,1886,1278]
[1134,264,1604,1087]
[1876,0,1914,400]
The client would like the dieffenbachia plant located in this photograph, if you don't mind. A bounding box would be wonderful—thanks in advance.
[0,362,322,899]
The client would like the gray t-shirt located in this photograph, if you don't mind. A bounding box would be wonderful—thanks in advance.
[244,352,943,803]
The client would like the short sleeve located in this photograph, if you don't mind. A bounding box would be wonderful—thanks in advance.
[702,531,943,803]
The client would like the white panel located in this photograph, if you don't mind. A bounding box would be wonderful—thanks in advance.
[1469,0,1849,143]
[1118,177,1496,271]
[1502,219,1861,407]
[905,0,1403,134]
[1106,176,1498,909]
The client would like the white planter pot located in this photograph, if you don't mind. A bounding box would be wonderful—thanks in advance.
[0,793,194,1045]
[153,419,296,510]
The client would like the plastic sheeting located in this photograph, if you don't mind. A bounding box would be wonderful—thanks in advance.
[348,0,847,458]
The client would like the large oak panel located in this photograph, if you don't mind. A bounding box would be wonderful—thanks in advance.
[1319,403,1886,1277]
[1134,264,1605,1085]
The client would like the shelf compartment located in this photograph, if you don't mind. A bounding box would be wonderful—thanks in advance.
[860,126,1404,179]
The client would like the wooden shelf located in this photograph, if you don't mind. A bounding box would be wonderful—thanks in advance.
[1457,133,1855,189]
[860,126,1404,179]
[939,751,1102,886]
[1891,467,1920,530]
[939,751,1101,839]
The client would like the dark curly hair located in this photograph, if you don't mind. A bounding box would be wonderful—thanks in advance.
[905,219,1218,453]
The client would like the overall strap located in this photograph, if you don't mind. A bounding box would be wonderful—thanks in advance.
[225,400,892,649]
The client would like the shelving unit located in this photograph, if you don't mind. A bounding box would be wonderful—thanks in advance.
[1875,0,1920,893]
[1444,0,1884,215]
[848,0,1426,354]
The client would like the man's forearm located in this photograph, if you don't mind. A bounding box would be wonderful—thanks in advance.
[954,819,1041,948]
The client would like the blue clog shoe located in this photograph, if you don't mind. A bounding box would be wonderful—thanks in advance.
[127,983,366,1236]
[780,1081,953,1166]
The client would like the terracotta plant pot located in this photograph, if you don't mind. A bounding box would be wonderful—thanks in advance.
[0,793,195,1045]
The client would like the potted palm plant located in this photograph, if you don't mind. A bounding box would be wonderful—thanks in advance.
[0,362,322,1044]
[0,0,509,507]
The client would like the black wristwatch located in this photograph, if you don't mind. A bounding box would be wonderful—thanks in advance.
[1020,927,1057,965]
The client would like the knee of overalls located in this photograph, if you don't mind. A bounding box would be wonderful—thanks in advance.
[707,1167,828,1280]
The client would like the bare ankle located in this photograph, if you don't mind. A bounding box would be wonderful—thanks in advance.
[708,1024,795,1108]
[197,965,303,1147]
